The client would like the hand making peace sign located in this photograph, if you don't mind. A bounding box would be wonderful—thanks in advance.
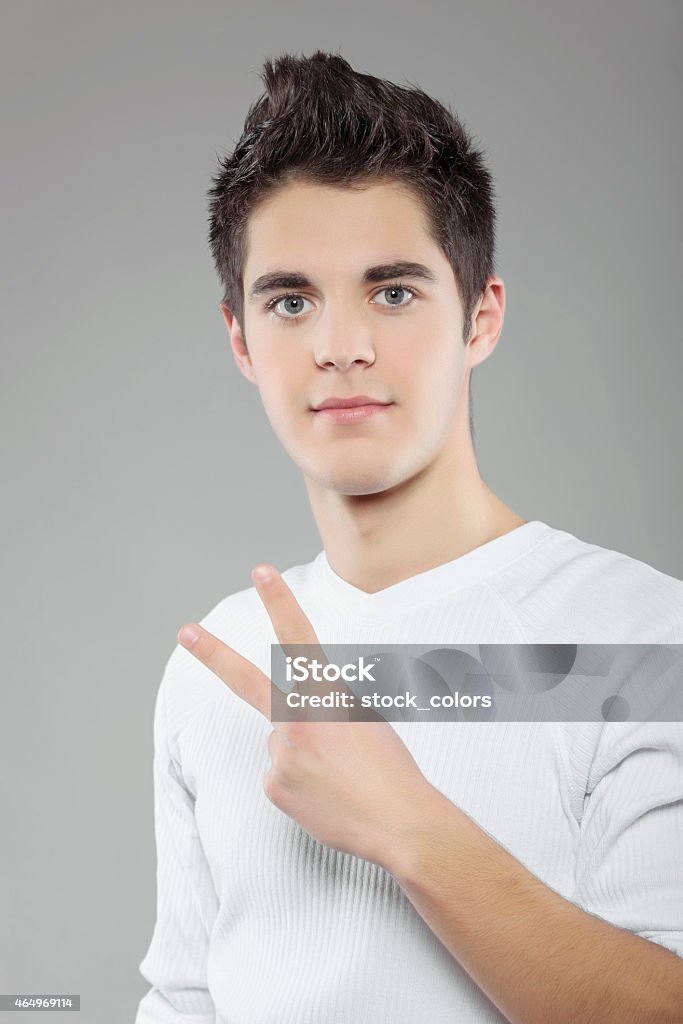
[177,564,431,867]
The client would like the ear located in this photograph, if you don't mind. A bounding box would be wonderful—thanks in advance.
[465,276,506,370]
[219,302,257,385]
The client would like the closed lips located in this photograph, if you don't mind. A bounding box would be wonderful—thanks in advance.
[313,396,392,410]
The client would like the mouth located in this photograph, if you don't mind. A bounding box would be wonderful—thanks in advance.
[312,395,392,411]
[311,400,394,425]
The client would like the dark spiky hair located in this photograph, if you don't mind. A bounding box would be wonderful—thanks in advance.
[207,49,498,352]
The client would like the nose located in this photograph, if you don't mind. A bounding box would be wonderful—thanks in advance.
[313,312,376,371]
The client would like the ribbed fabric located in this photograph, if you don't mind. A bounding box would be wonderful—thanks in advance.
[135,520,683,1023]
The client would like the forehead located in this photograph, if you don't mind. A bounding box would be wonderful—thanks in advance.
[244,179,436,271]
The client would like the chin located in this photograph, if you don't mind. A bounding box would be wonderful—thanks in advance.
[289,437,425,496]
[308,459,411,497]
[327,477,395,497]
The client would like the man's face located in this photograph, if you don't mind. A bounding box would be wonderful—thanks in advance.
[224,179,499,496]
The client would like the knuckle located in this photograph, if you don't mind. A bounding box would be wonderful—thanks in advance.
[267,734,284,768]
[270,747,294,781]
[262,771,283,805]
[200,632,220,665]
[285,720,313,746]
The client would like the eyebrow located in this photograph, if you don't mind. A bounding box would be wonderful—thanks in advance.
[247,261,438,301]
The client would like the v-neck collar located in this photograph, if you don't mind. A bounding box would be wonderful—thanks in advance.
[312,520,556,621]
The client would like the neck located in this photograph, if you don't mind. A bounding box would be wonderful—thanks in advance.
[303,425,527,595]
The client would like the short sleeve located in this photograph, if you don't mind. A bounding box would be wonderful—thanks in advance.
[570,718,683,958]
[135,673,219,1023]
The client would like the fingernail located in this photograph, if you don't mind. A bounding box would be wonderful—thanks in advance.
[253,565,274,584]
[178,624,201,648]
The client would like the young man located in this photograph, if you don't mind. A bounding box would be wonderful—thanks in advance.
[135,51,683,1024]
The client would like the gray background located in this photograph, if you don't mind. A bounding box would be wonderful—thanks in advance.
[1,0,681,1020]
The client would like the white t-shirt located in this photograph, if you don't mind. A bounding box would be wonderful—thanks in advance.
[135,520,683,1024]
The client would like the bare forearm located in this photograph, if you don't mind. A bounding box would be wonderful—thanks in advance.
[383,783,683,1024]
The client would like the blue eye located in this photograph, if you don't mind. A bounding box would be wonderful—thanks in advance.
[372,283,416,309]
[264,281,417,326]
[267,294,314,320]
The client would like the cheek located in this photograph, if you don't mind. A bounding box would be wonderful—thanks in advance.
[389,328,465,397]
[251,350,288,402]
[252,356,307,438]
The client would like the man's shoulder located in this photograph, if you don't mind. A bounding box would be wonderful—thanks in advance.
[497,526,683,642]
